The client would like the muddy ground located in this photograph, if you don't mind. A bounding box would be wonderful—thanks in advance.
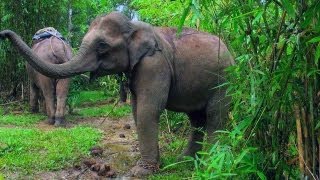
[34,115,141,180]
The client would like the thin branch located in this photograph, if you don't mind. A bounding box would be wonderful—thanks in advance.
[270,11,286,72]
[99,98,120,125]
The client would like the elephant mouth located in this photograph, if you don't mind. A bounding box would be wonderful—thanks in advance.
[89,68,109,82]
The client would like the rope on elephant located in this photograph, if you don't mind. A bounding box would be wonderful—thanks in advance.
[32,27,70,62]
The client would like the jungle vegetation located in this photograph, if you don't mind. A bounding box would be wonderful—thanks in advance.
[0,0,320,179]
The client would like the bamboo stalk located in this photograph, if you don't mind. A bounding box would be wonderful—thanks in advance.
[309,87,316,175]
[294,104,305,174]
[301,107,311,170]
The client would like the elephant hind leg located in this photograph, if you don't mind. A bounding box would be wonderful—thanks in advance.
[182,109,206,158]
[29,82,40,113]
[39,94,46,114]
[206,88,229,138]
[41,79,56,125]
[54,79,69,126]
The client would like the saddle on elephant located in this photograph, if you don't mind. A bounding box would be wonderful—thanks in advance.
[32,27,66,44]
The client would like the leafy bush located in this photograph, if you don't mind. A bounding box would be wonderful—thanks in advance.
[160,110,189,133]
[134,0,320,178]
[99,75,121,98]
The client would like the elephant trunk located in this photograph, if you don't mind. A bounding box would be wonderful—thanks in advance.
[1,30,98,79]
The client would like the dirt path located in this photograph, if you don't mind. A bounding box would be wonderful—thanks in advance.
[35,115,140,179]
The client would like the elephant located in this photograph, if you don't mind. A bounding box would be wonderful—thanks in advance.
[117,73,129,103]
[0,12,234,177]
[26,27,72,126]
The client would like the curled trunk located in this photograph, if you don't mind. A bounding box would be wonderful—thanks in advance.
[1,30,97,78]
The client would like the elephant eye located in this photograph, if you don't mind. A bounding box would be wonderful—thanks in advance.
[97,42,110,54]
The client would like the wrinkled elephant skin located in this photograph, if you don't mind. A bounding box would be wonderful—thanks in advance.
[0,12,234,177]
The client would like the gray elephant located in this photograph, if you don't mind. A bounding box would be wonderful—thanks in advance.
[0,12,233,177]
[26,28,71,126]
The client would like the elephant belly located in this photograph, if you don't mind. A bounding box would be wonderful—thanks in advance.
[166,88,212,112]
[163,33,230,112]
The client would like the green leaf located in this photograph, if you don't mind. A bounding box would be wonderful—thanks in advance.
[177,0,192,35]
[234,149,249,164]
[253,10,263,24]
[316,120,320,130]
[308,36,320,43]
[257,171,267,180]
[252,69,265,75]
[281,0,295,17]
[315,44,320,65]
[161,159,193,170]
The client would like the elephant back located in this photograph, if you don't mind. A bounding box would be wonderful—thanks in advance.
[31,27,72,64]
[32,27,66,43]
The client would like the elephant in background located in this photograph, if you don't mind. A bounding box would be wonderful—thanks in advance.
[27,27,71,126]
[117,73,129,103]
[0,12,234,177]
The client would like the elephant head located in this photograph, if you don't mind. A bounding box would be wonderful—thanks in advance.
[0,12,162,79]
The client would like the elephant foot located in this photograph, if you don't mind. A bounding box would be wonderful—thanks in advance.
[54,118,66,127]
[30,107,39,114]
[47,118,55,125]
[129,160,159,177]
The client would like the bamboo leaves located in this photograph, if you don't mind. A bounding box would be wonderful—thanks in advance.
[281,0,295,18]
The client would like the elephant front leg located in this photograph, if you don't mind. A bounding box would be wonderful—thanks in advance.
[130,96,164,177]
[127,53,171,177]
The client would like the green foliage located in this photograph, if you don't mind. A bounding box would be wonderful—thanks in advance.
[150,126,193,180]
[131,0,186,27]
[70,0,114,47]
[194,132,265,179]
[181,0,319,178]
[0,0,319,178]
[70,90,109,107]
[160,110,189,133]
[0,0,70,99]
[99,75,121,98]
[135,0,320,178]
[0,0,120,101]
[0,126,102,174]
[79,104,131,118]
[0,113,45,126]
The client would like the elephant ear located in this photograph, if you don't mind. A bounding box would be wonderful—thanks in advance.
[127,21,161,71]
